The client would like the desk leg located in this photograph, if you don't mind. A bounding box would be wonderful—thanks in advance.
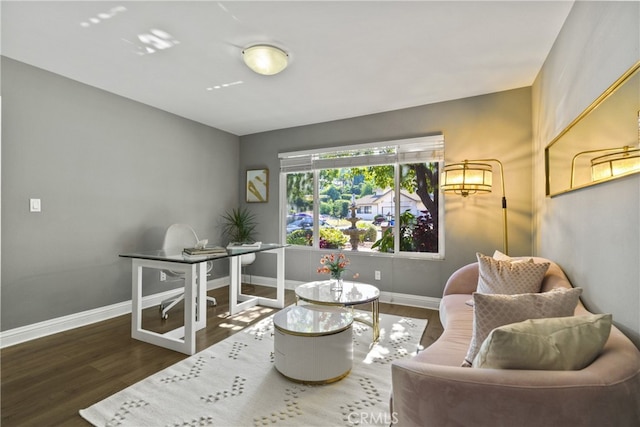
[130,259,197,355]
[183,265,196,354]
[229,256,241,316]
[195,261,206,330]
[229,254,261,316]
[228,247,286,315]
[131,263,143,336]
[247,246,285,310]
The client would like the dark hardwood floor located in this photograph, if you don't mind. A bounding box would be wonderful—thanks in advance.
[1,284,443,426]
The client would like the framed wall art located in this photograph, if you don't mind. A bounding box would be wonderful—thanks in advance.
[246,168,269,203]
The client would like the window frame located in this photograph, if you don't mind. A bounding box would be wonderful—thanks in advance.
[279,135,445,259]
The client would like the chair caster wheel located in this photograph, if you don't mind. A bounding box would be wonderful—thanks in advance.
[162,313,168,320]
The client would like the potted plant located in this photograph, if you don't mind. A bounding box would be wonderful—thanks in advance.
[221,207,258,244]
[221,207,258,266]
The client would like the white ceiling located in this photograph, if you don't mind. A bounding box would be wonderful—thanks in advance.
[1,1,574,136]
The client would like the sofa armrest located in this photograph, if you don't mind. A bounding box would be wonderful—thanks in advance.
[391,332,640,427]
[442,262,479,296]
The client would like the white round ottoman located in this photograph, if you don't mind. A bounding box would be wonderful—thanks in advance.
[273,305,353,384]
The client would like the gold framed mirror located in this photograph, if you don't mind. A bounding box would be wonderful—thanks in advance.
[545,61,640,197]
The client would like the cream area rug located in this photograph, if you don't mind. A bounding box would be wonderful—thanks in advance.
[80,310,426,427]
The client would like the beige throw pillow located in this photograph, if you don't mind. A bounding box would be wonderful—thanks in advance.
[492,250,513,261]
[476,252,549,295]
[466,252,539,307]
[492,250,533,264]
[473,314,612,370]
[462,287,582,367]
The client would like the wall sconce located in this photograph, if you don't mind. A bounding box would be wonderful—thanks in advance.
[441,159,509,254]
[570,145,640,188]
[242,44,288,76]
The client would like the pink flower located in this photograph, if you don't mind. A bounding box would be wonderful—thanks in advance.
[317,252,357,280]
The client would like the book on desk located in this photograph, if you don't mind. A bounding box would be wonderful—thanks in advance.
[226,241,262,250]
[183,246,227,256]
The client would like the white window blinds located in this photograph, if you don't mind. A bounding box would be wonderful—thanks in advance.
[279,134,444,173]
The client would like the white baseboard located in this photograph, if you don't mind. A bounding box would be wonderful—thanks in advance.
[378,292,441,311]
[0,276,439,348]
[0,277,228,349]
[246,274,441,310]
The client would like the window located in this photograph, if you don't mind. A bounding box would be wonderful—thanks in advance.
[360,206,372,214]
[279,135,444,258]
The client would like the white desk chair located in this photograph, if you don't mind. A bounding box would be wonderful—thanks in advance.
[160,223,216,319]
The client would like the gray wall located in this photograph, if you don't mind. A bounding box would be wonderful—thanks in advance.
[532,1,640,346]
[1,58,240,330]
[9,2,636,347]
[240,87,534,299]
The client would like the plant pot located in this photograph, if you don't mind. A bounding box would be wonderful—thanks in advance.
[240,252,256,266]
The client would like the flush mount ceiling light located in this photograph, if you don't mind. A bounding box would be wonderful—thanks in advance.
[242,44,288,76]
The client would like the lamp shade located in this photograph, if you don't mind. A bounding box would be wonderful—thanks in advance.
[440,161,493,196]
[242,45,288,75]
[591,147,640,182]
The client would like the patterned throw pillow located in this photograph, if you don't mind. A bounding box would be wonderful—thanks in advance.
[472,313,612,370]
[491,250,513,261]
[462,287,582,367]
[476,252,549,295]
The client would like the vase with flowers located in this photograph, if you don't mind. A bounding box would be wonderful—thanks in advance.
[317,252,359,291]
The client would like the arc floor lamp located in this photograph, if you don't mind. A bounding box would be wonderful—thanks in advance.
[570,145,640,188]
[440,158,509,255]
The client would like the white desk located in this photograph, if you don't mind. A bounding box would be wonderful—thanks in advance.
[120,244,286,355]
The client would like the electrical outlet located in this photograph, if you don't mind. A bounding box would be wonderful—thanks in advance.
[160,271,167,281]
[30,198,41,212]
[375,270,381,280]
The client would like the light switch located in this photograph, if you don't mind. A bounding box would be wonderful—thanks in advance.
[30,198,41,212]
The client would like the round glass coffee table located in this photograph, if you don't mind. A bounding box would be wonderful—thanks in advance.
[295,281,380,341]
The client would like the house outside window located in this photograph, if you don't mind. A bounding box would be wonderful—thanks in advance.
[359,205,372,215]
[279,135,444,258]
